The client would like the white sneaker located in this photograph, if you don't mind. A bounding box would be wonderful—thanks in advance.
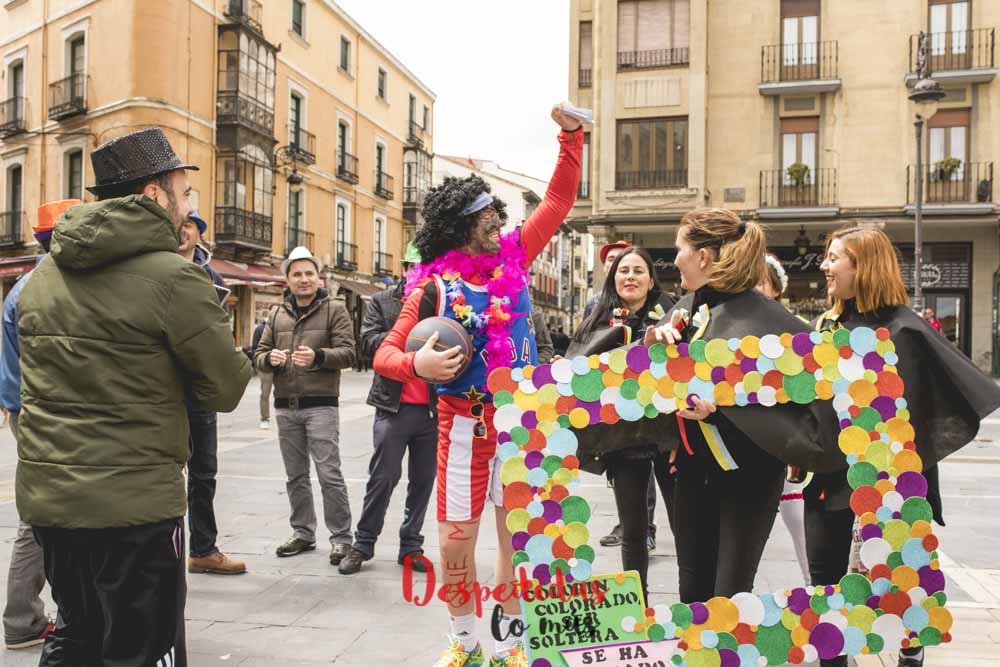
[259,420,270,429]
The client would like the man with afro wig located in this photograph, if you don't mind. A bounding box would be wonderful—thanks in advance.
[375,105,582,666]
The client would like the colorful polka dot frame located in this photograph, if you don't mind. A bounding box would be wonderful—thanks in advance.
[487,327,953,667]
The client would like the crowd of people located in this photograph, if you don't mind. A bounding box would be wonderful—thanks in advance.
[0,108,995,667]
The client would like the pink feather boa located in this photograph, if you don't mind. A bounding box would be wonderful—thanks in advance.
[405,232,529,380]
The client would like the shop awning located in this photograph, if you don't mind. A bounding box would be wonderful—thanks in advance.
[209,259,286,288]
[0,255,40,279]
[333,278,387,299]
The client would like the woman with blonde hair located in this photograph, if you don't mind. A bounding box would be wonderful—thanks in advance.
[810,226,1000,667]
[645,208,840,604]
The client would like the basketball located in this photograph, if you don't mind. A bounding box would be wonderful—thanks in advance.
[405,316,475,380]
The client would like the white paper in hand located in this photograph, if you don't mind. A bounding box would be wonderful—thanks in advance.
[559,102,593,125]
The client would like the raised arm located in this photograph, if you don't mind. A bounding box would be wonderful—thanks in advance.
[520,109,584,265]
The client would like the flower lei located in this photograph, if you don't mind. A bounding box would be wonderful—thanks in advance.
[405,231,529,379]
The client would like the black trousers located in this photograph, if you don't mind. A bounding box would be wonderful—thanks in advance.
[187,408,219,558]
[353,405,438,559]
[34,518,187,667]
[610,472,659,538]
[609,453,675,603]
[673,460,784,603]
[804,505,855,586]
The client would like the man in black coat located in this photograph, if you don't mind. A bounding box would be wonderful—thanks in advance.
[338,253,437,575]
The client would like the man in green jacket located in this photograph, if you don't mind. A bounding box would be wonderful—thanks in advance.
[16,128,251,667]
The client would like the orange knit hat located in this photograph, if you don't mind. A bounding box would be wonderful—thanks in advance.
[34,199,82,235]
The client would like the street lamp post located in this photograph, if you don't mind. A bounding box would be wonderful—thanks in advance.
[908,31,945,312]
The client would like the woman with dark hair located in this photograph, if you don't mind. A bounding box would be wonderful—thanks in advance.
[809,226,1000,667]
[569,246,674,601]
[644,208,841,605]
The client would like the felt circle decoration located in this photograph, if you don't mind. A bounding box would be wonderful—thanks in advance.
[487,327,951,666]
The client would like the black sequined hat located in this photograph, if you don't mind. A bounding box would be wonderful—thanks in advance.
[87,127,198,196]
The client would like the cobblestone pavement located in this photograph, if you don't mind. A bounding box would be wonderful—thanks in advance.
[1,372,997,665]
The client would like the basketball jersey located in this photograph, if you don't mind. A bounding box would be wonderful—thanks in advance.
[422,274,537,401]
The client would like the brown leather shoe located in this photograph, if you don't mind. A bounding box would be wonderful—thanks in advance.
[188,551,247,575]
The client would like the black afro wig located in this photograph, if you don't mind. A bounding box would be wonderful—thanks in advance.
[414,174,508,263]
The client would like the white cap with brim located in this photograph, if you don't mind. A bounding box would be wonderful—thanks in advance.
[281,246,323,275]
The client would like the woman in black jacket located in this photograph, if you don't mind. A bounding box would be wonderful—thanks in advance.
[645,208,837,604]
[808,226,1000,667]
[569,246,674,601]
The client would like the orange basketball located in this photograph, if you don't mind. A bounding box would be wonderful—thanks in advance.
[404,316,475,380]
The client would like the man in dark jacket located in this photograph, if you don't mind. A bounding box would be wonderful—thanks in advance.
[17,128,251,667]
[255,247,357,566]
[532,311,555,365]
[177,211,245,576]
[339,246,437,575]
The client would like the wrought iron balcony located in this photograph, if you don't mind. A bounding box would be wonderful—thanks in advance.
[577,181,590,199]
[336,241,358,271]
[579,69,592,88]
[375,170,394,200]
[287,125,316,165]
[408,121,426,147]
[48,73,87,121]
[0,211,23,247]
[374,251,394,276]
[216,90,274,135]
[615,169,687,191]
[225,0,263,35]
[909,28,995,76]
[617,48,689,71]
[760,41,840,94]
[214,207,273,251]
[337,152,359,184]
[907,162,994,205]
[0,98,26,138]
[759,168,838,208]
[285,226,315,255]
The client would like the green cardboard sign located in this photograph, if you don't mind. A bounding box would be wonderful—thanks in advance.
[522,571,648,666]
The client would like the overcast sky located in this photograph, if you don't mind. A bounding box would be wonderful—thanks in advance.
[335,0,571,182]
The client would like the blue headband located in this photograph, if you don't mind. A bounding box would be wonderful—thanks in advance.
[461,192,494,217]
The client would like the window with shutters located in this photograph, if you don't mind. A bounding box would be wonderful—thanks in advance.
[930,1,970,69]
[926,109,973,202]
[377,68,387,100]
[781,0,819,78]
[579,22,593,87]
[781,116,818,184]
[617,0,690,70]
[615,117,688,190]
[291,0,305,37]
[65,150,83,200]
[339,36,351,72]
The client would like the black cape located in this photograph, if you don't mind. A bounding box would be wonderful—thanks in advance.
[809,303,1000,519]
[666,290,844,473]
[566,321,677,474]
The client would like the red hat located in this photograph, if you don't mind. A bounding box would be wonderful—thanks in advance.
[599,240,631,264]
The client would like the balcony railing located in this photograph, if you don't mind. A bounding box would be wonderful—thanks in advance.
[337,152,359,184]
[761,41,839,83]
[48,73,87,121]
[336,241,358,271]
[579,68,592,88]
[615,169,687,191]
[216,90,275,135]
[577,181,590,199]
[759,168,838,208]
[375,170,394,199]
[373,251,393,276]
[408,121,426,147]
[214,207,273,251]
[0,97,26,138]
[225,0,263,34]
[909,29,995,73]
[0,211,23,247]
[287,125,316,165]
[617,48,689,71]
[907,162,994,205]
[285,226,315,254]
